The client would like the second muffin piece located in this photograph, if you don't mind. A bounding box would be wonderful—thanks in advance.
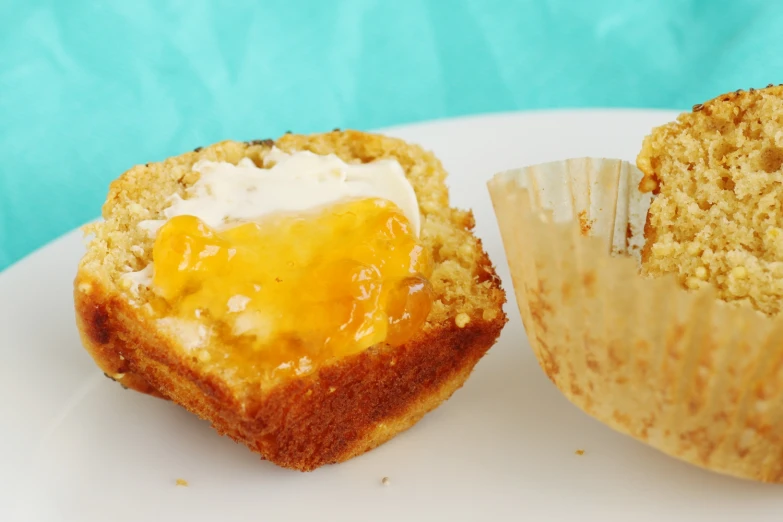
[638,84,783,315]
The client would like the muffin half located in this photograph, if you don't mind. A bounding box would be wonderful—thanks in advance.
[75,130,506,471]
[639,84,783,316]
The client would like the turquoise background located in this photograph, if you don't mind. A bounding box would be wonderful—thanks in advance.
[1,0,781,271]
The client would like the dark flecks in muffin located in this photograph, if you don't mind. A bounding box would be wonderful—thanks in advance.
[193,146,203,152]
[247,139,275,147]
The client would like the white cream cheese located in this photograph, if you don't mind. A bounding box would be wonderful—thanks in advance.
[121,263,153,294]
[156,317,211,350]
[138,147,421,237]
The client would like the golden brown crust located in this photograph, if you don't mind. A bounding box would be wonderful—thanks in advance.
[74,130,507,471]
[75,271,504,469]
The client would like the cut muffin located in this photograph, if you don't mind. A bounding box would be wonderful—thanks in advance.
[74,130,506,471]
[637,84,783,315]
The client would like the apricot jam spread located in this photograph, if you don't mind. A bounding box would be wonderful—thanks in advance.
[150,196,434,378]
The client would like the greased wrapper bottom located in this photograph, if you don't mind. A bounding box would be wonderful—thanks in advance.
[488,157,783,483]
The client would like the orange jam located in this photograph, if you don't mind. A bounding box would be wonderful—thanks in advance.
[151,197,434,378]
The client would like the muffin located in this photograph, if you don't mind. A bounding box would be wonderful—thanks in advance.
[75,130,507,471]
[489,85,783,482]
[639,84,783,315]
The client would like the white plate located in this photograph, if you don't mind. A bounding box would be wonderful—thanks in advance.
[2,110,781,522]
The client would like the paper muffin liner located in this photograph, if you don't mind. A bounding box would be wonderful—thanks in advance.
[488,158,783,483]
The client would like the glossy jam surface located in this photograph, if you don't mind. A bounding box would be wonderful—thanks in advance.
[151,198,433,378]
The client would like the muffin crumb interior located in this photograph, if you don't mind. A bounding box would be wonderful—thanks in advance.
[638,85,783,316]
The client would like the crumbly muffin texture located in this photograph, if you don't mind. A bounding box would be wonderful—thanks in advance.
[637,85,783,316]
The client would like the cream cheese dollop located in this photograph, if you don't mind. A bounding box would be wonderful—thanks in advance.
[138,147,420,237]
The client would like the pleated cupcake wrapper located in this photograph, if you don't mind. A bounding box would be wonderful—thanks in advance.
[488,158,783,483]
